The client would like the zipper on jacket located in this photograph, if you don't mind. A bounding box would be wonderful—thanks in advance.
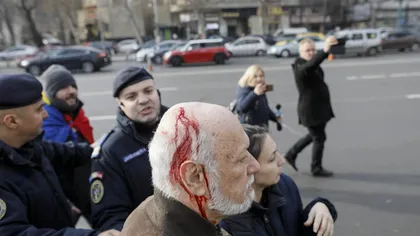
[263,214,276,236]
[40,168,73,223]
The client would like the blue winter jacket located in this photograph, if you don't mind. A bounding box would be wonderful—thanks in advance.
[236,85,277,127]
[220,174,337,236]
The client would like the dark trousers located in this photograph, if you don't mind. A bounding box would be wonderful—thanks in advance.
[287,123,327,172]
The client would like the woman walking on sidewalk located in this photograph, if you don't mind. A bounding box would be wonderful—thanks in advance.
[284,36,338,177]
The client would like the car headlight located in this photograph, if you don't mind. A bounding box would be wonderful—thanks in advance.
[163,52,172,59]
[20,60,29,67]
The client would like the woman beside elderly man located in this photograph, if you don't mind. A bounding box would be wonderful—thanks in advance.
[220,124,337,236]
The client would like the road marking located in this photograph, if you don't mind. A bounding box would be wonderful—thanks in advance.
[406,94,420,99]
[389,72,420,78]
[348,72,420,80]
[89,115,116,121]
[80,87,178,97]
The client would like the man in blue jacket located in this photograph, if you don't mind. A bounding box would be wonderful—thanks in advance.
[0,73,119,236]
[90,67,169,231]
[40,65,94,225]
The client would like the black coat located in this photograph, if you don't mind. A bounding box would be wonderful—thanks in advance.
[0,137,96,235]
[90,106,168,231]
[220,174,337,236]
[292,51,335,127]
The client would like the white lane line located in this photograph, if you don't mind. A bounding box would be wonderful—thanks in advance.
[346,76,359,80]
[389,72,420,78]
[406,94,420,99]
[80,87,178,97]
[360,74,387,80]
[89,115,116,121]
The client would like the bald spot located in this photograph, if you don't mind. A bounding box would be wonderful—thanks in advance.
[156,102,247,160]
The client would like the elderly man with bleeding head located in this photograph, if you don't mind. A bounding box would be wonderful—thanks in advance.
[121,102,260,236]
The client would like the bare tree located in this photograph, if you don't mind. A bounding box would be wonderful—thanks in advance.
[0,0,17,45]
[14,0,44,47]
[124,0,144,43]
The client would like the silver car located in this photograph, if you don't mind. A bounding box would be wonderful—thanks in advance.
[268,36,324,58]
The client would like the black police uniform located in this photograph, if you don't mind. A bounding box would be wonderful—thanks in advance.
[0,73,97,235]
[90,107,168,231]
[90,66,169,231]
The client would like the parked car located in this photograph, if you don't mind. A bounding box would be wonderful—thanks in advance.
[0,45,38,61]
[225,36,268,57]
[268,36,324,58]
[17,46,63,67]
[163,38,230,67]
[151,41,186,64]
[381,30,420,52]
[136,40,181,62]
[88,41,117,55]
[20,46,111,76]
[116,39,139,54]
[334,28,382,56]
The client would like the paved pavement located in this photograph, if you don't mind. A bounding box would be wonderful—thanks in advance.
[4,53,420,235]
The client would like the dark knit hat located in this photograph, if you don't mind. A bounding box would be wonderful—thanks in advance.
[113,67,153,97]
[41,65,77,99]
[0,73,43,109]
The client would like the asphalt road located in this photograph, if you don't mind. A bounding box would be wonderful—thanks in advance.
[3,53,420,235]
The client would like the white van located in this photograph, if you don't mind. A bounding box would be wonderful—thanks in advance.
[335,28,382,56]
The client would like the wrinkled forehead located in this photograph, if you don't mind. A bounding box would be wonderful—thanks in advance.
[214,126,249,162]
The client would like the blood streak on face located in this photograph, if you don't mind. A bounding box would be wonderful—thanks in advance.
[169,107,211,219]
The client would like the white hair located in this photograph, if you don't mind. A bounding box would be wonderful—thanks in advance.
[149,124,216,200]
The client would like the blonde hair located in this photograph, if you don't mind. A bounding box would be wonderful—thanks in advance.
[238,65,264,88]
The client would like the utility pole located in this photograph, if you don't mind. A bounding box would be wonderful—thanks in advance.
[322,0,328,33]
[153,0,160,43]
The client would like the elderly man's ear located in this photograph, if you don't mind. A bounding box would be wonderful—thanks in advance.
[180,161,208,196]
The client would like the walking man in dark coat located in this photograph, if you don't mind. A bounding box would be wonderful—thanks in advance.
[284,36,338,177]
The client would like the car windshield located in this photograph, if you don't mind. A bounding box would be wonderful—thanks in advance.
[172,43,187,50]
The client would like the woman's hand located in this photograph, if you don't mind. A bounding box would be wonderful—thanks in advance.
[304,202,334,236]
[253,83,266,95]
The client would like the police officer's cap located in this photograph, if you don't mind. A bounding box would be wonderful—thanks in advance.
[113,66,154,98]
[0,73,43,110]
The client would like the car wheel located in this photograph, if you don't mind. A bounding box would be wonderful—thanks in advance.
[214,54,225,65]
[280,50,290,58]
[82,61,95,73]
[367,47,378,56]
[256,50,265,56]
[411,43,419,52]
[171,56,182,67]
[154,56,163,65]
[28,65,41,76]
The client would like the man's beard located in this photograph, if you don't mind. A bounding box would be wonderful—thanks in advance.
[207,172,255,216]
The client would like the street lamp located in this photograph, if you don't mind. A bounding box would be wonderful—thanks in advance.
[152,0,161,43]
[397,0,404,28]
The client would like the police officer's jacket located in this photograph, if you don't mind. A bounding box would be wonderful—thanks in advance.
[91,106,168,231]
[0,136,97,235]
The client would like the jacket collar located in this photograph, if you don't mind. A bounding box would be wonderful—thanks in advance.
[116,105,168,144]
[250,184,287,216]
[153,190,222,236]
[0,132,45,167]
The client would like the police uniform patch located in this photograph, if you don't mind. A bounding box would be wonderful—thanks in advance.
[91,131,113,159]
[0,198,6,220]
[90,180,104,204]
[89,171,104,183]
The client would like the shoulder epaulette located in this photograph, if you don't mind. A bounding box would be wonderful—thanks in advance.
[91,130,114,159]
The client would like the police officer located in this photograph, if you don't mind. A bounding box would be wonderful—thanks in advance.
[0,74,120,236]
[90,67,169,231]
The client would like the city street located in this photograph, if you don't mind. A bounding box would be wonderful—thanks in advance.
[3,53,420,235]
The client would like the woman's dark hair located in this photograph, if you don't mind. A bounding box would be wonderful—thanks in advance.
[242,124,268,160]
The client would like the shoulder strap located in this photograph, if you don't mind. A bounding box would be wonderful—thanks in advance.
[91,129,114,159]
